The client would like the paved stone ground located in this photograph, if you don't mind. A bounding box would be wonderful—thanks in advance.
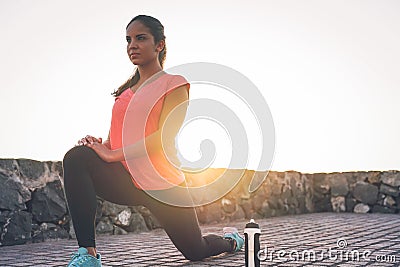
[0,212,399,267]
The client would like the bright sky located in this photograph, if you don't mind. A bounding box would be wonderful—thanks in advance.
[1,0,399,173]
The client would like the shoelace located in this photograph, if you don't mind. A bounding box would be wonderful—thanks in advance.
[68,252,90,266]
[68,252,80,265]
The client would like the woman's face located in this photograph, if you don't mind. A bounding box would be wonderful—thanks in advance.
[126,21,164,66]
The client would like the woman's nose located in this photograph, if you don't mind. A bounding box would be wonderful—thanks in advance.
[128,40,138,49]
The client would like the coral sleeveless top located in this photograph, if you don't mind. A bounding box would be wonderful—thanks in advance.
[109,72,190,190]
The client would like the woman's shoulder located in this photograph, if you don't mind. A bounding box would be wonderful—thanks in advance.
[163,73,189,86]
[161,72,186,81]
[162,73,190,94]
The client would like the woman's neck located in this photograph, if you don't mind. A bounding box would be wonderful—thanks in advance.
[137,62,163,82]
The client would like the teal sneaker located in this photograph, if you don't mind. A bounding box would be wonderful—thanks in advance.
[67,247,102,267]
[223,227,244,252]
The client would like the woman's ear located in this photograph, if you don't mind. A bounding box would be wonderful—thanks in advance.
[156,40,165,52]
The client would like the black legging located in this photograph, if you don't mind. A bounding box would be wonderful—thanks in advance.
[62,145,233,261]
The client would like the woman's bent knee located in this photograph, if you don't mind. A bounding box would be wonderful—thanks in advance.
[63,145,95,165]
[179,246,206,262]
[183,252,204,262]
[62,146,97,179]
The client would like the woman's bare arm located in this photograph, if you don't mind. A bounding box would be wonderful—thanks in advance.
[103,130,111,149]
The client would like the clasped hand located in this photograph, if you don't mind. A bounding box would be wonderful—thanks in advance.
[76,135,116,163]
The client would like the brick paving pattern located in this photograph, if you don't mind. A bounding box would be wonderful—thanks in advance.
[0,213,399,266]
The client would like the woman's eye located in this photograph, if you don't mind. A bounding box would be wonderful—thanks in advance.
[126,37,131,43]
[137,36,145,40]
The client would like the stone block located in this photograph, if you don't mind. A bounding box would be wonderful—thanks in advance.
[230,205,246,221]
[312,173,330,196]
[265,197,282,210]
[69,220,76,239]
[101,201,128,217]
[376,193,385,205]
[31,222,69,243]
[239,199,254,219]
[221,198,236,214]
[346,172,367,190]
[314,194,332,212]
[251,193,266,212]
[115,209,132,227]
[383,196,396,207]
[31,180,67,222]
[329,174,349,196]
[0,210,32,246]
[113,225,128,235]
[353,203,370,213]
[17,159,45,180]
[372,205,396,214]
[331,196,346,212]
[345,198,357,212]
[353,182,378,205]
[286,171,303,194]
[366,171,381,184]
[134,206,162,230]
[254,212,265,219]
[124,212,148,233]
[260,200,273,217]
[381,170,400,187]
[17,159,59,190]
[0,173,31,211]
[52,161,64,180]
[379,184,399,197]
[196,202,223,224]
[95,198,103,224]
[96,218,113,234]
[0,159,17,174]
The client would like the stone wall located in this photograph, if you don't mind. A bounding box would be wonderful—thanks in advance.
[0,158,399,246]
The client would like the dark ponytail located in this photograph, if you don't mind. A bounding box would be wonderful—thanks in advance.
[112,15,167,97]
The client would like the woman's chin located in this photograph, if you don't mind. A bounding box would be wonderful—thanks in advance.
[130,59,140,65]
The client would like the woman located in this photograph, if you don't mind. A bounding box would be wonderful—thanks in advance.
[63,15,244,267]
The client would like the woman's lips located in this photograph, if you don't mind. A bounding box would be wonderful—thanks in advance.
[130,53,140,59]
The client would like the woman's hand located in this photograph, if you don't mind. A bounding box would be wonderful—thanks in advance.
[75,134,116,162]
[86,142,117,163]
[76,135,102,146]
